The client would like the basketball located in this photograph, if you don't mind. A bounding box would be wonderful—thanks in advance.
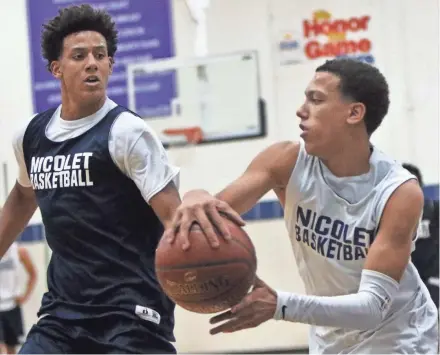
[155,216,257,314]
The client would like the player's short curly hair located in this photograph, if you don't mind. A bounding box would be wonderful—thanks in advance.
[316,58,389,136]
[41,4,118,71]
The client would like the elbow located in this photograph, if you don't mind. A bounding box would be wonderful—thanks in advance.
[357,290,389,330]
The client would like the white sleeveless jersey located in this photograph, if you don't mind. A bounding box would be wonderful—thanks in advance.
[0,242,20,311]
[284,140,439,354]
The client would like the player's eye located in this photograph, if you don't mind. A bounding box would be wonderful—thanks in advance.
[310,97,323,104]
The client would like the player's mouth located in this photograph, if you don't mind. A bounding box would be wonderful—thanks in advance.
[299,124,308,138]
[84,76,100,86]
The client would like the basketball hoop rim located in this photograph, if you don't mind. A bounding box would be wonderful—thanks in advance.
[163,126,204,145]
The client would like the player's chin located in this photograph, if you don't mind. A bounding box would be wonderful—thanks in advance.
[82,87,105,99]
[303,138,323,157]
[83,83,104,92]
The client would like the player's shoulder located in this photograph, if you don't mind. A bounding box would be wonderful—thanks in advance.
[112,109,157,137]
[110,109,163,153]
[255,140,301,185]
[261,141,301,161]
[395,178,424,200]
[12,113,39,150]
[382,179,424,219]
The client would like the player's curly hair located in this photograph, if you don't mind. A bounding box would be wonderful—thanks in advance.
[316,58,389,136]
[41,4,118,71]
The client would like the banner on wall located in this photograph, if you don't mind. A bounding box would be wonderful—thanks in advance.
[277,9,375,66]
[26,0,175,114]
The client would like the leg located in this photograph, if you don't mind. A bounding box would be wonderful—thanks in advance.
[18,316,74,354]
[2,307,24,354]
[0,312,7,354]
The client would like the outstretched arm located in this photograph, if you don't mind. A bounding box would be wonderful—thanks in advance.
[164,141,300,249]
[214,141,299,214]
[110,114,182,229]
[209,179,423,333]
[0,125,38,259]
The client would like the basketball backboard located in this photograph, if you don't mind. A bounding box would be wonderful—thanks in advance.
[126,51,266,147]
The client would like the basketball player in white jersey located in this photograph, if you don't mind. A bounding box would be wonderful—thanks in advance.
[165,58,439,353]
[0,241,36,354]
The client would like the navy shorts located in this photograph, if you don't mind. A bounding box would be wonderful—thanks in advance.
[18,315,176,354]
[0,306,24,347]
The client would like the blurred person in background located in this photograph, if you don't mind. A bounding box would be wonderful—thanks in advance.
[402,163,439,308]
[0,239,37,354]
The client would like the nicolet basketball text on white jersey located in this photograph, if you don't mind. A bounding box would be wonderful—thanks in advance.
[29,153,94,190]
[295,206,374,261]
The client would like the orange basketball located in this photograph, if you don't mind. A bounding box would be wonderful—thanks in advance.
[155,216,257,314]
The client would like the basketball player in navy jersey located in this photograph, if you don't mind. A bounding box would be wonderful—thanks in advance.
[165,59,439,353]
[0,4,232,354]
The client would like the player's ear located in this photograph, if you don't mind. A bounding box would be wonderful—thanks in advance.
[346,102,366,125]
[50,61,62,79]
[108,57,114,74]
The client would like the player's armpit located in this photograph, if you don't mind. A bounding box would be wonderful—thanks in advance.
[364,179,424,282]
[149,180,181,230]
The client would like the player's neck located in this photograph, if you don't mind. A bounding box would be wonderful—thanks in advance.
[321,136,372,178]
[60,95,107,121]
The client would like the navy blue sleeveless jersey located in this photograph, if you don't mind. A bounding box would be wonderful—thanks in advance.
[22,106,175,341]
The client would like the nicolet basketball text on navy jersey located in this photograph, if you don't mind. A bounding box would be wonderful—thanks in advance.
[295,206,374,260]
[29,153,94,190]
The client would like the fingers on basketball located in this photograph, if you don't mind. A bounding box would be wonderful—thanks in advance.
[155,215,257,314]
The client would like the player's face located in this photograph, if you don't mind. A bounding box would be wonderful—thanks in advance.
[296,72,355,157]
[51,31,113,104]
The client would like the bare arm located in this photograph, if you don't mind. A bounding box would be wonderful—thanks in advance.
[110,113,182,233]
[0,183,37,259]
[215,141,299,214]
[1,119,38,259]
[364,179,423,280]
[166,141,300,249]
[17,246,37,304]
[149,181,182,230]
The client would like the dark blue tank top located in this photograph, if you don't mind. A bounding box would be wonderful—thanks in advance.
[22,106,175,341]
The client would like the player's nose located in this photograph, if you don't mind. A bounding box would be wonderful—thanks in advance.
[85,53,98,71]
[296,103,308,120]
